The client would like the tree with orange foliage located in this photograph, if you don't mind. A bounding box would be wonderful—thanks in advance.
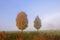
[16,11,28,31]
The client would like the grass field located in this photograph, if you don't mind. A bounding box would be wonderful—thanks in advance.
[0,30,60,40]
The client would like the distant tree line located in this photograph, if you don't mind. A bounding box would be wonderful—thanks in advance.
[16,11,41,31]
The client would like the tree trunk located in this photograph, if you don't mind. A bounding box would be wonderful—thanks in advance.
[21,30,23,33]
[37,29,39,32]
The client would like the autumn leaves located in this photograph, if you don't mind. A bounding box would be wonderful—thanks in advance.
[16,12,28,31]
[16,11,41,31]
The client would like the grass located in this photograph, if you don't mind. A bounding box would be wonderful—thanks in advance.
[0,30,60,40]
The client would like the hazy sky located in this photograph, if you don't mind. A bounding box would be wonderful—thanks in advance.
[0,0,60,31]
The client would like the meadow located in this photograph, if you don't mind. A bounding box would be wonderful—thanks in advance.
[0,30,60,40]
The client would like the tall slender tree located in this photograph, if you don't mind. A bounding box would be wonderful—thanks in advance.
[16,11,28,31]
[34,16,41,31]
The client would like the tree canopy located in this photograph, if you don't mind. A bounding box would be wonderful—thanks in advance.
[34,16,41,30]
[16,11,28,31]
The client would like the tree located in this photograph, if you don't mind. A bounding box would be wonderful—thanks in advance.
[34,16,41,31]
[16,11,28,31]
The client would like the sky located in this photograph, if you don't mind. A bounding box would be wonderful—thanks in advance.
[0,0,60,31]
